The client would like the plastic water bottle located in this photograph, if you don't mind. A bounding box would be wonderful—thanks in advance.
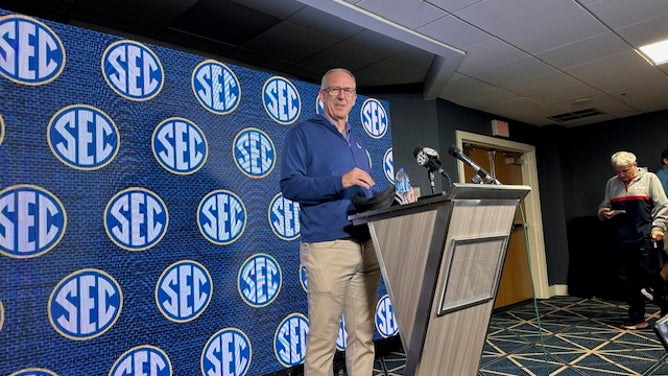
[395,168,415,204]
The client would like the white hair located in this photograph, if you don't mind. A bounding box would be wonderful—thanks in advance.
[610,151,637,168]
[320,68,356,89]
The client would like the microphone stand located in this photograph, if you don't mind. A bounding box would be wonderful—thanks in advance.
[426,166,452,193]
[428,169,436,194]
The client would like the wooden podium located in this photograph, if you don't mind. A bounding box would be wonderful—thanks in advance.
[349,183,531,376]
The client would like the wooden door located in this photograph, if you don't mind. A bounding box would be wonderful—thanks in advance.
[462,145,533,309]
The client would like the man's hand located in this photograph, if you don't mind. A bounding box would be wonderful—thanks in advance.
[342,167,375,189]
[600,208,624,220]
[651,228,665,242]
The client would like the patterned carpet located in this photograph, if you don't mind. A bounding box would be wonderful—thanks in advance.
[370,296,668,376]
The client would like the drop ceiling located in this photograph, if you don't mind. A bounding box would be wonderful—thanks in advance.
[2,0,668,127]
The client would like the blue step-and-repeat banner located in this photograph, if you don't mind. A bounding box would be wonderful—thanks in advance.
[0,9,399,376]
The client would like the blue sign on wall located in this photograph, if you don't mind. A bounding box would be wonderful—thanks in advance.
[0,9,396,375]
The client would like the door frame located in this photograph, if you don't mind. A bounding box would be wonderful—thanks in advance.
[455,130,550,299]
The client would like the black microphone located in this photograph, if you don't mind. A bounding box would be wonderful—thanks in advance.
[413,146,443,172]
[447,145,501,185]
[413,146,453,188]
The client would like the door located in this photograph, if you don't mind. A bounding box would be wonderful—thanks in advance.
[462,144,534,309]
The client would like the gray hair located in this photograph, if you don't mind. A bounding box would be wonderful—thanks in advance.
[320,68,356,89]
[610,151,637,168]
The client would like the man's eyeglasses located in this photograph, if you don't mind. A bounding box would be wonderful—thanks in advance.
[322,87,356,97]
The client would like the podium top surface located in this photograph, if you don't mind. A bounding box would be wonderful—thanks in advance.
[444,183,530,200]
[348,183,530,225]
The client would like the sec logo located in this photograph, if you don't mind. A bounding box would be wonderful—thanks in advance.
[0,184,67,258]
[48,268,123,340]
[360,98,388,139]
[104,187,169,251]
[197,189,246,245]
[101,40,164,101]
[0,14,65,85]
[238,253,282,308]
[201,327,252,376]
[47,104,120,170]
[192,59,241,115]
[262,76,301,125]
[156,260,213,323]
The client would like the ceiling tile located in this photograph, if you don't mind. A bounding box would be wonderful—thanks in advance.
[454,0,576,38]
[346,29,414,55]
[417,14,490,48]
[456,38,526,75]
[616,13,668,46]
[584,0,668,29]
[500,4,609,53]
[160,27,238,56]
[229,0,305,19]
[287,5,365,39]
[355,0,448,29]
[298,41,385,72]
[394,47,435,70]
[354,57,428,86]
[171,0,281,46]
[527,82,602,107]
[535,32,630,69]
[440,73,497,98]
[491,96,555,117]
[448,86,519,109]
[550,91,624,113]
[473,56,556,86]
[612,82,668,112]
[243,22,339,63]
[565,50,667,91]
[503,71,584,96]
[226,48,297,75]
[428,0,483,13]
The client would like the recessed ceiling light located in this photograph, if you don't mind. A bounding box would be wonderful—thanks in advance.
[639,39,668,65]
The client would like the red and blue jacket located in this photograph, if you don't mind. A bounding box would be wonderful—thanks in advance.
[598,167,668,245]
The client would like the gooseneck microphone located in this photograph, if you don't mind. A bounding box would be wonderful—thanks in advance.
[447,145,501,185]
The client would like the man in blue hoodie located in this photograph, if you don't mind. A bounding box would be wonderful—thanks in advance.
[280,68,380,375]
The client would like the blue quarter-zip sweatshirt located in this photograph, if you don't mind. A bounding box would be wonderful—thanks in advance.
[280,114,376,242]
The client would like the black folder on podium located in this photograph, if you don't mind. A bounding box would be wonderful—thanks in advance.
[349,183,530,376]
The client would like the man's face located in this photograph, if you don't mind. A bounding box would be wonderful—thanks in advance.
[615,163,637,183]
[319,71,357,123]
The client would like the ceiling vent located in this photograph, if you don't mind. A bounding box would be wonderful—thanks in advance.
[546,108,605,123]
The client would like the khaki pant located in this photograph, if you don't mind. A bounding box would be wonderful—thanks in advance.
[300,238,380,376]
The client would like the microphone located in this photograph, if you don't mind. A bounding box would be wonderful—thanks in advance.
[413,146,444,172]
[447,145,501,185]
[413,146,453,189]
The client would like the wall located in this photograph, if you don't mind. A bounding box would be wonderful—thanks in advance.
[382,93,441,194]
